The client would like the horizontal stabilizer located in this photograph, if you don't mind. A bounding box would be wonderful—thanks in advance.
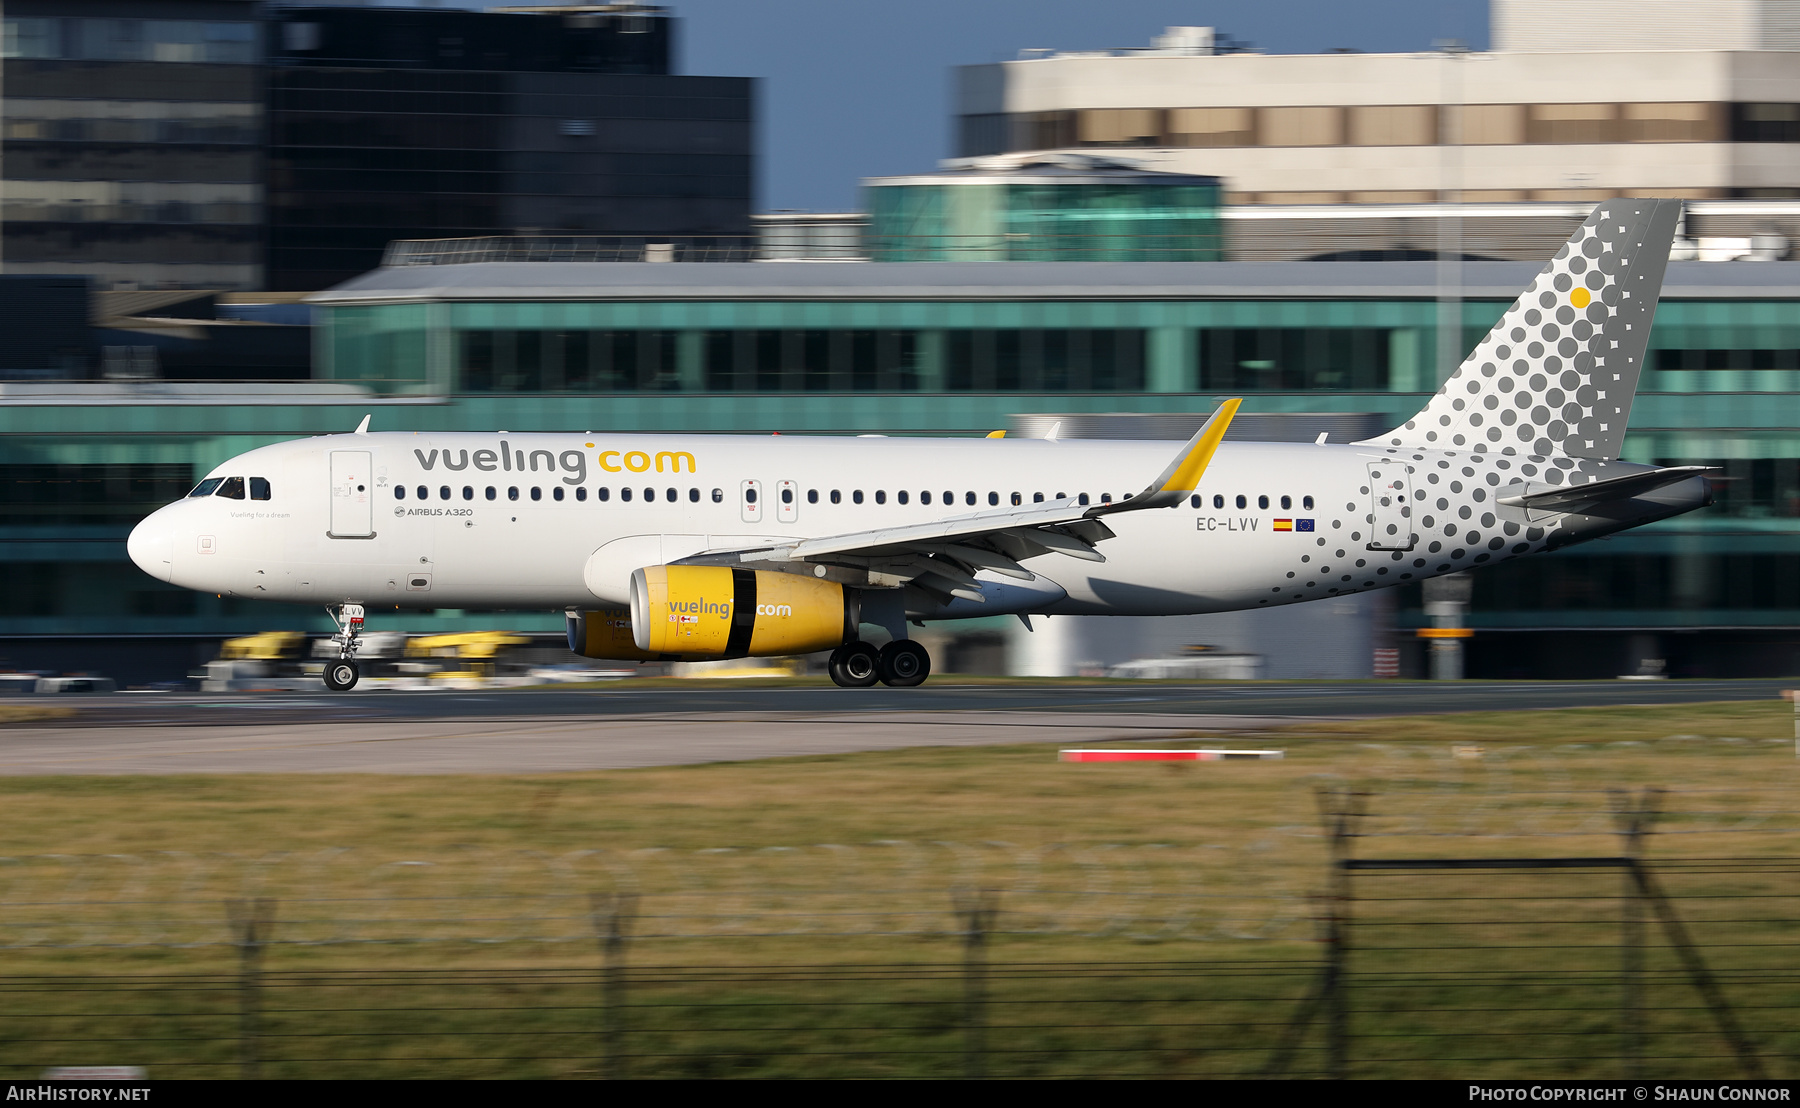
[1498,465,1713,513]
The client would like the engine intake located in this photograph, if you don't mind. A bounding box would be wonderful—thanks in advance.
[630,565,856,658]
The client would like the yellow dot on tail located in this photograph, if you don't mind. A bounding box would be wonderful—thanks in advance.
[1571,287,1591,308]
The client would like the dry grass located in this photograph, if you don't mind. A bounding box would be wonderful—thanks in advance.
[0,701,1792,1078]
[0,705,77,725]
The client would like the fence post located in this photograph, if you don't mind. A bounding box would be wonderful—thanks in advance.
[590,892,638,1080]
[1610,788,1657,1080]
[951,887,999,1079]
[225,897,274,1081]
[1318,788,1364,1081]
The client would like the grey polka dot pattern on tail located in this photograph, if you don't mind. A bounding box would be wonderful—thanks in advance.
[1360,200,1682,463]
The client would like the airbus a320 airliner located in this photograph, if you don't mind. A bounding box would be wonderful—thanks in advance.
[128,200,1710,690]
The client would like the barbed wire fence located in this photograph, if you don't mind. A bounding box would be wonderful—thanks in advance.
[0,773,1794,1077]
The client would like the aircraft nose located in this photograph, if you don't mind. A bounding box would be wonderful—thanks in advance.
[128,508,175,583]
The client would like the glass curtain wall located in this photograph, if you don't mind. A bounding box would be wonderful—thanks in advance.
[866,181,1223,261]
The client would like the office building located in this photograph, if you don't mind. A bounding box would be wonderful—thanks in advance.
[954,0,1800,206]
[1,1,265,290]
[266,5,753,290]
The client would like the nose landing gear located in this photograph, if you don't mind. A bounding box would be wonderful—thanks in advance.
[323,603,365,691]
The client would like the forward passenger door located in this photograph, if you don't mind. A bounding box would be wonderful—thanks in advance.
[329,450,374,538]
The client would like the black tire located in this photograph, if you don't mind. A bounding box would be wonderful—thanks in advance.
[324,660,360,692]
[878,640,931,688]
[828,642,880,688]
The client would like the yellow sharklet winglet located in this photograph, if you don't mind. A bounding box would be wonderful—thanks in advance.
[1089,398,1241,516]
[986,430,1006,439]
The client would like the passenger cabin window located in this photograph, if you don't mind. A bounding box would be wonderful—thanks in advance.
[1235,494,1247,509]
[486,487,497,500]
[1303,495,1314,510]
[875,490,886,504]
[712,488,723,503]
[1214,494,1224,509]
[1258,495,1270,509]
[830,490,841,504]
[897,490,908,505]
[1078,493,1090,505]
[216,476,245,500]
[689,488,699,503]
[417,485,427,500]
[530,487,542,501]
[1280,495,1292,510]
[807,489,818,504]
[249,478,271,501]
[599,487,611,501]
[853,490,863,504]
[621,488,632,502]
[189,478,223,498]
[577,488,588,502]
[988,492,999,506]
[1189,495,1200,508]
[395,486,407,500]
[463,486,474,500]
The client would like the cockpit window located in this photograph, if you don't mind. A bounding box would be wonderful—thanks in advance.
[249,477,271,501]
[216,476,245,500]
[188,478,223,498]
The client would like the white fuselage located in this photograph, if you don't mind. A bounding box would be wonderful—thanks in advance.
[127,431,1707,621]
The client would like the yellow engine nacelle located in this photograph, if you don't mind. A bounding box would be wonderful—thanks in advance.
[629,565,855,658]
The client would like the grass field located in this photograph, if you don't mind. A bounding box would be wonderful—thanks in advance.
[0,700,1791,1078]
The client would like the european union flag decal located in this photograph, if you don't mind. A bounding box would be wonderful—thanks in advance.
[1296,519,1315,532]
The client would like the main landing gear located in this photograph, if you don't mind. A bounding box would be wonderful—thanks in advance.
[827,639,931,689]
[323,603,365,691]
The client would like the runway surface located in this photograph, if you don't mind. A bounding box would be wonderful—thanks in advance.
[0,679,1784,774]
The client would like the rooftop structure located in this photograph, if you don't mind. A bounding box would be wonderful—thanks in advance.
[863,154,1222,262]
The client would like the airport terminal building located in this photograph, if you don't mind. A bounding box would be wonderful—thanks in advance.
[5,253,1800,681]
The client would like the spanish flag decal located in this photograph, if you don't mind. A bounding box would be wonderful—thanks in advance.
[1273,519,1294,532]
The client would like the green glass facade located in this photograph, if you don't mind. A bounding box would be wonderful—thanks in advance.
[6,262,1800,678]
[864,178,1223,262]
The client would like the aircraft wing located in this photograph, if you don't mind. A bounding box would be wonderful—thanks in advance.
[1497,465,1714,514]
[676,400,1240,604]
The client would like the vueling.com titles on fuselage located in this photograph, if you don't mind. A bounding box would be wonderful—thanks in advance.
[412,442,699,484]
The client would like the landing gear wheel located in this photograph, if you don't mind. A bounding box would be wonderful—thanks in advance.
[324,659,360,692]
[878,640,931,688]
[828,641,880,688]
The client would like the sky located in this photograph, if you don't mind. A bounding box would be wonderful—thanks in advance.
[342,1,1490,211]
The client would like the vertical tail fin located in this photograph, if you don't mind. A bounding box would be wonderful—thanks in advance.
[1362,199,1682,460]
